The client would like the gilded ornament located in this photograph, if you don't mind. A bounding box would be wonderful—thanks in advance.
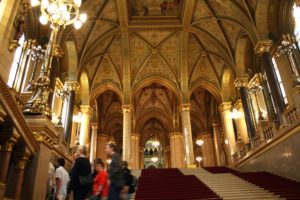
[8,40,19,53]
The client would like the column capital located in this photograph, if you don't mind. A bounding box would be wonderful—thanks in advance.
[131,133,140,139]
[254,40,274,54]
[90,123,99,129]
[80,105,91,114]
[234,77,248,88]
[211,120,220,127]
[122,105,132,112]
[0,133,20,152]
[234,99,243,109]
[180,104,190,111]
[163,145,170,151]
[64,81,80,92]
[169,132,183,139]
[218,102,232,112]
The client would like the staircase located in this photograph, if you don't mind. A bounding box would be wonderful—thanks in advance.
[180,168,282,200]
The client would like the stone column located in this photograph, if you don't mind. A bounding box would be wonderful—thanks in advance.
[219,102,236,164]
[255,40,285,123]
[212,121,222,166]
[64,81,79,144]
[0,138,18,197]
[96,134,108,161]
[201,134,216,167]
[130,134,140,169]
[235,78,255,141]
[90,123,98,162]
[163,146,170,168]
[79,105,91,146]
[13,156,29,200]
[122,105,132,164]
[169,132,185,168]
[180,104,195,167]
[235,99,250,144]
[139,147,144,169]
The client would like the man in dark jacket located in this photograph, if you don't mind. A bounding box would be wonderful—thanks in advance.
[105,143,124,200]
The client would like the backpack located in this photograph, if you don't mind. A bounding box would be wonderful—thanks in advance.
[129,174,137,194]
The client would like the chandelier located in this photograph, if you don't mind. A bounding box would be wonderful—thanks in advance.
[30,0,87,29]
[23,0,86,116]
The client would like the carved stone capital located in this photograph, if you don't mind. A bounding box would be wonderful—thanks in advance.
[218,102,232,112]
[169,132,183,139]
[180,104,191,111]
[16,157,29,170]
[80,105,91,114]
[254,40,273,54]
[234,77,248,88]
[122,105,132,112]
[90,123,99,130]
[296,0,300,7]
[131,134,140,140]
[64,81,80,92]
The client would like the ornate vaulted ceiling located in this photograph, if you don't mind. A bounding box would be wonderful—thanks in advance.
[58,0,273,142]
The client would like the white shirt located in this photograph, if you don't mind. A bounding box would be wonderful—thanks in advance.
[55,166,70,196]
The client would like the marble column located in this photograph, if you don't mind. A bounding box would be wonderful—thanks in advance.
[96,134,108,161]
[219,102,236,164]
[235,78,255,141]
[163,146,170,168]
[0,139,17,197]
[255,40,285,123]
[180,104,195,167]
[130,134,140,169]
[13,157,29,200]
[122,105,132,164]
[169,132,185,168]
[212,121,222,166]
[79,105,91,147]
[201,134,216,167]
[139,147,144,169]
[64,81,79,144]
[90,123,98,162]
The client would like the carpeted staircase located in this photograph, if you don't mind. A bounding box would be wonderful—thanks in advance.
[134,167,300,200]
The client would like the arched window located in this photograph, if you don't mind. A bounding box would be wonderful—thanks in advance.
[293,4,300,48]
[7,34,25,87]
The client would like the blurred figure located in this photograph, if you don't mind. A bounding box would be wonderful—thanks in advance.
[55,158,70,200]
[90,159,109,200]
[69,145,92,200]
[120,161,133,200]
[46,162,56,200]
[105,143,124,200]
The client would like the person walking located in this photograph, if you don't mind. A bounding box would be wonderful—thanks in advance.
[69,145,92,200]
[120,161,134,200]
[105,143,124,200]
[55,158,70,200]
[90,159,109,200]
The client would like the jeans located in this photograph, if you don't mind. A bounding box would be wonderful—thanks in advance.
[108,185,121,200]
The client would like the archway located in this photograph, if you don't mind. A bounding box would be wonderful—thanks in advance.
[133,83,178,168]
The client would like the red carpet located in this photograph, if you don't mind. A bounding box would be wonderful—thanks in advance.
[135,168,221,200]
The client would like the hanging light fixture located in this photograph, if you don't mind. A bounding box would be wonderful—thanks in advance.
[24,0,87,116]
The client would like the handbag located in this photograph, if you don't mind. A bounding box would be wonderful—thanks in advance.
[79,173,93,186]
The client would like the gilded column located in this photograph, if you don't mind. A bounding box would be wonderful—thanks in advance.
[235,99,250,144]
[219,102,236,164]
[212,121,222,166]
[163,146,170,168]
[169,132,184,168]
[130,134,140,169]
[79,105,91,146]
[235,78,255,141]
[180,104,195,167]
[201,134,216,167]
[13,156,29,200]
[96,134,108,162]
[64,81,79,144]
[122,105,132,164]
[90,123,98,162]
